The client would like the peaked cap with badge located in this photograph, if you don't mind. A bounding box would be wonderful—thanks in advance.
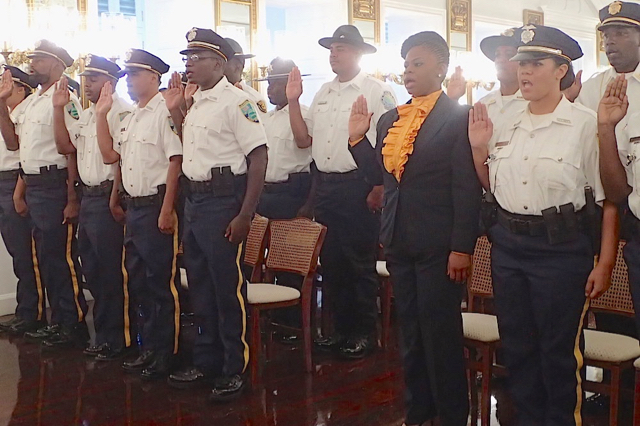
[598,1,640,29]
[510,24,583,63]
[79,54,123,80]
[122,49,170,75]
[27,40,75,68]
[2,65,37,90]
[181,27,235,61]
[254,57,309,82]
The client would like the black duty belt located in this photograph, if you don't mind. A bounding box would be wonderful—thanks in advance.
[497,208,548,237]
[21,166,67,187]
[81,180,113,197]
[124,185,166,208]
[0,169,19,181]
[188,173,247,197]
[317,169,360,183]
[263,172,311,194]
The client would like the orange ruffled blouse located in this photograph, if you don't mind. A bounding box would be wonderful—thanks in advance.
[381,90,442,182]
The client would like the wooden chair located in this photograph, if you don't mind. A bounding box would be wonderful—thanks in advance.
[634,357,640,425]
[246,218,327,386]
[463,235,501,426]
[376,260,393,348]
[242,214,270,283]
[584,240,640,426]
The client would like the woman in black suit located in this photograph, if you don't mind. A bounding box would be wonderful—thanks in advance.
[348,32,481,426]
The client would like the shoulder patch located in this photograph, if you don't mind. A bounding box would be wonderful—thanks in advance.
[119,111,132,122]
[66,102,79,120]
[239,100,259,123]
[257,100,267,114]
[381,91,396,111]
[168,116,178,135]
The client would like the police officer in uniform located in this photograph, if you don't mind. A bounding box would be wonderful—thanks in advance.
[468,26,618,425]
[164,28,267,401]
[287,25,397,358]
[51,55,133,360]
[0,67,45,335]
[224,37,268,115]
[0,40,88,347]
[95,49,182,379]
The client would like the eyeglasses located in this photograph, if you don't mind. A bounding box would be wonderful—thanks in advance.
[182,53,217,63]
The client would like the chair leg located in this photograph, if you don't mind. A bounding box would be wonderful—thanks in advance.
[480,346,493,426]
[302,300,313,373]
[610,367,621,426]
[250,307,262,388]
[380,278,392,349]
[634,369,640,426]
[467,348,479,426]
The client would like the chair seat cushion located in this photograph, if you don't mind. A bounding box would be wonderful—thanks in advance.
[377,261,390,278]
[462,313,500,343]
[584,329,640,363]
[247,283,301,304]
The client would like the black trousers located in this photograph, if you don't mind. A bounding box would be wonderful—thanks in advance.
[184,192,249,377]
[78,194,127,349]
[0,177,44,321]
[386,244,469,426]
[314,177,379,338]
[124,203,180,356]
[489,223,592,426]
[25,179,86,326]
[624,237,640,336]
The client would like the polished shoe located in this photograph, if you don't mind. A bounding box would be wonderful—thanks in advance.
[338,336,375,359]
[8,319,47,336]
[314,334,344,351]
[95,346,132,362]
[583,393,609,414]
[168,367,212,389]
[83,343,111,357]
[0,317,22,332]
[24,324,60,342]
[122,350,155,373]
[209,375,245,403]
[41,324,90,349]
[141,353,173,380]
[279,334,300,345]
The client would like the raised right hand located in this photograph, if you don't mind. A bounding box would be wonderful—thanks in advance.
[563,69,583,102]
[52,76,70,108]
[468,102,493,149]
[164,71,185,111]
[0,69,14,101]
[95,81,114,116]
[348,95,372,142]
[598,75,628,127]
[286,66,303,102]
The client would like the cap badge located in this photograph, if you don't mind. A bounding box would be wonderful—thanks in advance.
[187,28,197,42]
[339,35,345,38]
[609,1,623,15]
[34,40,42,49]
[502,28,515,37]
[521,28,535,44]
[85,55,92,66]
[124,49,132,62]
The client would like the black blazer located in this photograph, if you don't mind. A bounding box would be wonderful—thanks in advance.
[350,93,481,254]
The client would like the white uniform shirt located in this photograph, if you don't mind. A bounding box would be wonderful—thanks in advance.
[264,104,312,183]
[70,93,132,186]
[488,96,603,215]
[11,84,82,174]
[479,89,528,138]
[306,71,397,173]
[117,92,182,197]
[0,105,21,172]
[182,77,267,181]
[240,80,268,116]
[617,110,640,218]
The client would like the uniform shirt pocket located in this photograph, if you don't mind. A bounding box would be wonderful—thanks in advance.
[488,142,516,190]
[536,143,582,191]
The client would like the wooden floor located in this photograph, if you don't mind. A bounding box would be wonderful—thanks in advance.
[0,310,630,426]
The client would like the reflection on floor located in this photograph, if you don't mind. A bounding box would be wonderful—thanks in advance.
[0,310,630,426]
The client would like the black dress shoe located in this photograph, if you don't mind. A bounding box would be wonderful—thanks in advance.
[0,317,22,331]
[314,334,344,351]
[210,375,245,403]
[279,334,300,345]
[95,346,132,362]
[24,324,60,341]
[339,336,375,359]
[141,353,173,380]
[584,393,609,414]
[8,319,47,335]
[84,343,111,357]
[168,367,212,389]
[41,323,90,349]
[122,350,155,373]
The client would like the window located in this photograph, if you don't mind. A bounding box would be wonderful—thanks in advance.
[119,0,136,16]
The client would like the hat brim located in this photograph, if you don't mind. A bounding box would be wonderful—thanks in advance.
[79,68,122,79]
[122,64,163,76]
[179,46,228,61]
[318,37,377,54]
[254,73,310,82]
[510,51,555,62]
[231,53,255,60]
[598,20,640,30]
[480,36,518,61]
[27,51,73,68]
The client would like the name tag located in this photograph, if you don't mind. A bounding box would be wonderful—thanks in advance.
[318,101,328,105]
[630,136,640,144]
[495,141,509,148]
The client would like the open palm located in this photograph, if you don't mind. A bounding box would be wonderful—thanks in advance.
[598,75,628,126]
[349,95,372,142]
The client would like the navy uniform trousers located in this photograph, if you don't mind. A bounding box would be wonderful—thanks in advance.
[24,173,87,326]
[78,191,127,349]
[314,174,379,339]
[124,202,180,356]
[0,174,44,322]
[489,223,592,426]
[624,235,640,336]
[183,190,249,378]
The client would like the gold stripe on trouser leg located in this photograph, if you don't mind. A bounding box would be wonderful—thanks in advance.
[168,211,181,354]
[573,297,590,426]
[234,242,250,372]
[122,226,131,347]
[65,223,84,322]
[31,235,44,321]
